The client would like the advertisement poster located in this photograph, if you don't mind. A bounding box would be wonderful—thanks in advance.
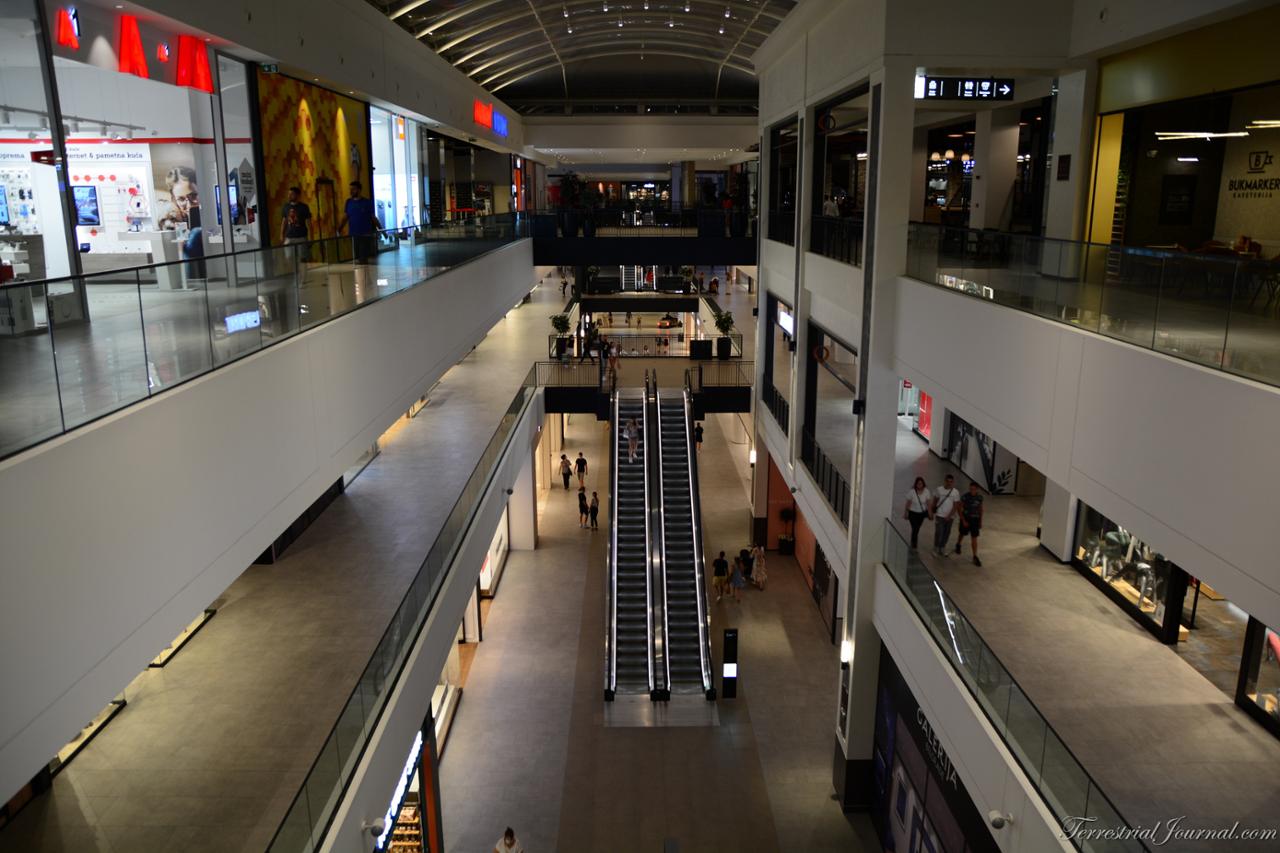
[915,391,933,440]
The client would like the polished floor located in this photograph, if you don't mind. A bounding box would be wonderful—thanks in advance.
[439,408,874,853]
[0,276,561,853]
[890,419,1280,851]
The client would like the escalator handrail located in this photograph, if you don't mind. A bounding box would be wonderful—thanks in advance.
[654,387,673,696]
[642,372,656,694]
[606,390,620,695]
[682,379,714,695]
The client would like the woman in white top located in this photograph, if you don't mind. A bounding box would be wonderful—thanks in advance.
[903,476,930,549]
[749,543,767,590]
[625,417,640,463]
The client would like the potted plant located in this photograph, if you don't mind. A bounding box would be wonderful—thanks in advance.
[713,309,735,360]
[550,312,571,358]
[777,506,796,555]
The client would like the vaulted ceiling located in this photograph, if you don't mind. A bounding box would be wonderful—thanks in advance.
[368,0,796,114]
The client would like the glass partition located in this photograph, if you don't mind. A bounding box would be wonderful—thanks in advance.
[881,520,1145,853]
[767,118,798,245]
[905,222,1280,388]
[0,216,526,461]
[811,88,868,265]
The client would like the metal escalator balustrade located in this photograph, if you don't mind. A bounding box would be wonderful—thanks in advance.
[656,386,715,697]
[606,384,655,698]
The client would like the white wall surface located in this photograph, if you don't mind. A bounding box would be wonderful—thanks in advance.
[522,118,758,154]
[130,0,525,151]
[761,237,795,302]
[884,0,1071,64]
[802,251,863,347]
[1067,0,1259,58]
[874,575,1074,853]
[323,391,545,853]
[0,240,536,802]
[892,277,1280,631]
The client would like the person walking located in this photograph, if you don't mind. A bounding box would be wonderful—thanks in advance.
[625,309,633,326]
[337,180,378,265]
[739,548,754,585]
[955,481,985,566]
[750,543,767,590]
[729,556,747,603]
[578,487,589,529]
[712,551,729,602]
[559,454,572,490]
[589,491,599,530]
[903,476,931,549]
[625,417,639,463]
[493,827,524,853]
[575,452,588,486]
[694,422,704,453]
[280,186,312,246]
[930,474,960,557]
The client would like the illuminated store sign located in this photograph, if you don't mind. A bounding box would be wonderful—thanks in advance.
[473,99,509,138]
[51,5,214,93]
[375,730,423,850]
[225,310,261,334]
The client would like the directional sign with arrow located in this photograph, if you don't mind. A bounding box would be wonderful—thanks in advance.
[921,76,1016,102]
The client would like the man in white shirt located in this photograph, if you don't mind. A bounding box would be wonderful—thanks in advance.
[821,194,839,218]
[930,474,960,557]
[494,827,524,853]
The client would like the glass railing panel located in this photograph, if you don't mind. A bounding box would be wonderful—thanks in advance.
[256,246,302,343]
[54,273,150,430]
[0,283,63,455]
[1097,246,1161,348]
[1152,253,1232,369]
[1224,258,1280,385]
[881,519,1140,850]
[202,254,262,367]
[138,262,214,391]
[272,792,314,853]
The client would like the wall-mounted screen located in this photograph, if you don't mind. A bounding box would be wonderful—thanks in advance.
[73,185,101,226]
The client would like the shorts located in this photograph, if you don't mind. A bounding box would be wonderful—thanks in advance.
[961,519,981,537]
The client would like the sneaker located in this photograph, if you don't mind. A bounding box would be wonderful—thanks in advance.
[973,557,982,567]
[954,544,962,554]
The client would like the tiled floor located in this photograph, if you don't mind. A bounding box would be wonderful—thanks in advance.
[439,401,875,852]
[0,275,563,853]
[890,419,1280,851]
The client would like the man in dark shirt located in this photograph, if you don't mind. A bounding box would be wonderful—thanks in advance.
[280,186,312,244]
[954,481,984,566]
[338,180,377,263]
[712,551,729,602]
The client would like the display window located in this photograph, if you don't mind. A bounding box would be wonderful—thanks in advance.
[216,56,260,248]
[374,724,442,853]
[479,506,509,597]
[871,648,999,853]
[915,390,933,440]
[371,107,424,234]
[1240,617,1280,739]
[1072,502,1189,644]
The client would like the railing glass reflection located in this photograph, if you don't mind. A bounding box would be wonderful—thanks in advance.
[0,216,527,460]
[906,222,1280,387]
[881,520,1146,853]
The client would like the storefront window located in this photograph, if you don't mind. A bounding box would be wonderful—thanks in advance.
[216,55,259,247]
[1240,617,1280,736]
[1073,503,1188,643]
[923,121,975,227]
[479,506,509,596]
[767,118,798,244]
[763,294,793,432]
[0,0,73,284]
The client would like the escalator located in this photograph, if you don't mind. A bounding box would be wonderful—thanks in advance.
[655,387,715,698]
[605,387,654,698]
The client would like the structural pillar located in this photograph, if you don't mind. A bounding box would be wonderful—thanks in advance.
[969,105,1021,230]
[680,160,697,207]
[509,446,538,550]
[833,58,916,810]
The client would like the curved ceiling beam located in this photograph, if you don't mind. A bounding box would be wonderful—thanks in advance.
[474,32,753,81]
[435,5,771,54]
[488,48,755,91]
[389,0,431,21]
[412,0,504,37]
[464,26,753,75]
[715,0,768,97]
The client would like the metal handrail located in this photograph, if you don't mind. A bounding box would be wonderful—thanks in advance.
[642,370,656,695]
[654,386,673,698]
[606,389,620,696]
[682,375,715,696]
[0,214,526,290]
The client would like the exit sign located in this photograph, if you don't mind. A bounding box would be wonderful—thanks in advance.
[921,76,1015,101]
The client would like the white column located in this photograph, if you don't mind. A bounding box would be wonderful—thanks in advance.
[969,106,1021,230]
[1043,67,1097,242]
[509,447,537,550]
[909,126,928,223]
[1039,479,1078,562]
[835,59,915,800]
